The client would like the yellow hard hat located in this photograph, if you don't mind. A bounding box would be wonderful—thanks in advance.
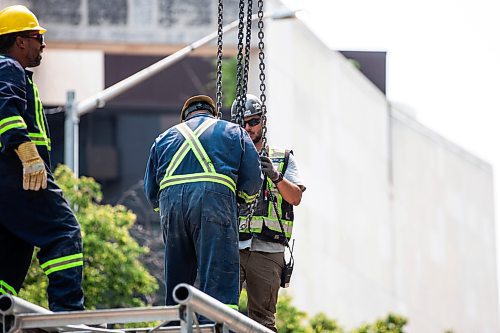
[180,95,217,121]
[0,5,46,36]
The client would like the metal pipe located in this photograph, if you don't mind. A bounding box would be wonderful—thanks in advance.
[63,9,296,173]
[173,284,274,333]
[64,90,76,172]
[0,294,51,316]
[76,10,296,116]
[0,295,181,333]
[10,307,179,329]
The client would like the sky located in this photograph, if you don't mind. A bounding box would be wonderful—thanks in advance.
[281,0,500,303]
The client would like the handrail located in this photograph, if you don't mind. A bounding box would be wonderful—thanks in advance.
[1,283,275,333]
[173,283,273,333]
[0,294,175,333]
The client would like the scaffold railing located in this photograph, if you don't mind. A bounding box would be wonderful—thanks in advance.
[0,284,273,333]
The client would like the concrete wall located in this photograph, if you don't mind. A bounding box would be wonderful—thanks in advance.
[260,0,499,332]
[1,0,243,45]
[391,110,498,332]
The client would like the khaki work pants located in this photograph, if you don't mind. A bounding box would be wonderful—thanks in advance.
[239,249,284,332]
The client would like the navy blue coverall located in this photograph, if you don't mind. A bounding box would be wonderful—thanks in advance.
[144,113,262,310]
[0,55,84,311]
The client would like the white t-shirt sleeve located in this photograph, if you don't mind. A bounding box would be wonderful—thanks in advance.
[283,152,306,190]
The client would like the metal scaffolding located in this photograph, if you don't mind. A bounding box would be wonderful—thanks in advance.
[0,284,272,333]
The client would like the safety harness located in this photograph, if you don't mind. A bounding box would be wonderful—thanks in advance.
[239,149,294,243]
[160,118,257,204]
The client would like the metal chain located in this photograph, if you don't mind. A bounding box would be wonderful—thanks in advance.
[241,0,253,99]
[242,0,268,229]
[232,0,247,127]
[215,0,224,117]
[257,0,268,155]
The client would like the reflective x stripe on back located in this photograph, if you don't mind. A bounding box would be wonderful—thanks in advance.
[160,119,236,192]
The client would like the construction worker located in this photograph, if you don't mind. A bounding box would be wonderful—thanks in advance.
[144,95,263,313]
[0,5,84,311]
[232,94,306,332]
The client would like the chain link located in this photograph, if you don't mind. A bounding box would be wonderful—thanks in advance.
[231,0,247,127]
[242,0,269,232]
[215,0,224,117]
[257,0,268,156]
[241,0,253,99]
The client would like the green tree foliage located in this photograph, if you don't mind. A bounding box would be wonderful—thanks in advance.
[352,314,407,333]
[209,56,238,109]
[310,313,344,333]
[273,294,409,333]
[220,57,238,109]
[276,294,309,333]
[19,165,158,309]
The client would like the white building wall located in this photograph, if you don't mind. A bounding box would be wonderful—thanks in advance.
[31,50,104,105]
[260,1,499,332]
[391,110,498,332]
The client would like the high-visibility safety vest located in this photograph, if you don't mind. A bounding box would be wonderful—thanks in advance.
[160,118,245,198]
[238,148,294,244]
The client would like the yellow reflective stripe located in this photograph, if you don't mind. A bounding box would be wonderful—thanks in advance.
[177,123,215,173]
[163,118,216,178]
[29,133,50,146]
[28,78,50,150]
[239,216,263,233]
[262,217,293,236]
[0,121,27,135]
[165,140,191,177]
[41,253,83,275]
[227,304,239,310]
[275,161,285,218]
[160,119,235,192]
[237,190,258,203]
[160,172,236,193]
[0,280,17,296]
[267,179,275,217]
[0,116,27,135]
[239,215,293,236]
[45,261,83,276]
[0,116,25,128]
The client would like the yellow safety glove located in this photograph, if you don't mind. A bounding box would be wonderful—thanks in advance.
[15,141,47,191]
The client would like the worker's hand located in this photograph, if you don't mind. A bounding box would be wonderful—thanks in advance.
[260,156,280,182]
[15,142,47,191]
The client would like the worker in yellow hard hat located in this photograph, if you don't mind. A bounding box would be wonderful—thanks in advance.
[0,5,84,311]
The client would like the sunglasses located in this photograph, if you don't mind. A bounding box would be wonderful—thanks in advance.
[244,117,261,127]
[22,33,44,44]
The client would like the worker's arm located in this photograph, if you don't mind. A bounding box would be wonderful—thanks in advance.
[144,142,160,211]
[261,153,305,206]
[273,177,302,206]
[0,58,46,191]
[236,128,263,204]
[0,58,30,153]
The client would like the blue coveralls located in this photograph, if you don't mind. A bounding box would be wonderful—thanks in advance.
[0,55,84,311]
[144,113,262,310]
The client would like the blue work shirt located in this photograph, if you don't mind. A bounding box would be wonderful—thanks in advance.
[144,113,263,210]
